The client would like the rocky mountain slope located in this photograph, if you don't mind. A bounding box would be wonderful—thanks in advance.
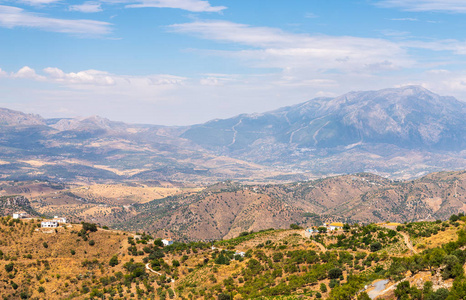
[0,114,276,183]
[184,86,466,150]
[0,195,38,217]
[0,108,45,126]
[182,86,466,177]
[110,171,465,241]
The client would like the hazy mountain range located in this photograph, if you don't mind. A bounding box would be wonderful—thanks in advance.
[0,86,464,182]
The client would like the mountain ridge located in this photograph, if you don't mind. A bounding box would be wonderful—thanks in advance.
[0,86,463,182]
[182,85,466,151]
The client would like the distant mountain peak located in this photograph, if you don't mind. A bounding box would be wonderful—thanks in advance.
[0,107,45,126]
[49,115,126,132]
[182,86,466,152]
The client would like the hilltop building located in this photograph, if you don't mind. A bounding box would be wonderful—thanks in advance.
[41,221,59,228]
[52,216,67,223]
[327,222,344,231]
[12,212,28,219]
[162,238,173,246]
[41,216,67,228]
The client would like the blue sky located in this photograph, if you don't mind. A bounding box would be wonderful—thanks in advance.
[1,0,466,125]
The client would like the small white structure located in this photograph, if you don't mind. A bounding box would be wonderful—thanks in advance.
[328,222,344,231]
[162,238,173,246]
[235,251,245,257]
[52,216,67,223]
[41,221,59,228]
[12,212,28,219]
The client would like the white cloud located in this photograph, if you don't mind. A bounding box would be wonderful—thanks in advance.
[3,64,466,126]
[0,66,187,89]
[377,0,466,13]
[199,74,239,86]
[399,39,466,55]
[0,5,112,36]
[124,0,226,12]
[168,20,412,73]
[18,0,61,5]
[43,68,116,85]
[69,2,103,13]
[12,66,46,80]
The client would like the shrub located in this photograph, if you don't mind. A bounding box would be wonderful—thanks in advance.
[290,224,302,230]
[217,293,231,300]
[109,255,119,267]
[358,292,371,300]
[43,242,48,248]
[328,268,343,279]
[5,263,14,272]
[370,242,382,252]
[318,227,327,233]
[154,238,164,247]
[88,240,95,246]
[329,279,340,288]
[450,215,459,222]
[81,222,98,232]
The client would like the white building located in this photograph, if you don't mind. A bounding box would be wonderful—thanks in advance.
[235,251,245,257]
[328,222,344,231]
[162,238,173,246]
[52,216,67,223]
[12,212,28,219]
[41,221,59,228]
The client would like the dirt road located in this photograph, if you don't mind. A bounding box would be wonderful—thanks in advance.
[400,232,418,254]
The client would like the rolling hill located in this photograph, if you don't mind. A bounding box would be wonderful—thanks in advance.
[3,214,466,299]
[108,171,465,241]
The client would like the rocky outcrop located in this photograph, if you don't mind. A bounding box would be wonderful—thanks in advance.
[0,108,45,126]
[0,195,35,217]
[0,195,31,208]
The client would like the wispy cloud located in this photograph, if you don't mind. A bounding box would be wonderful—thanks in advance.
[123,0,226,12]
[18,0,61,5]
[377,0,466,13]
[0,5,112,36]
[305,12,318,18]
[0,68,7,78]
[168,20,412,73]
[6,66,187,87]
[390,17,418,21]
[69,2,103,13]
[378,29,412,37]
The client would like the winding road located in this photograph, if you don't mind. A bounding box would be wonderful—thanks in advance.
[145,263,176,298]
[311,240,327,252]
[400,232,418,254]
